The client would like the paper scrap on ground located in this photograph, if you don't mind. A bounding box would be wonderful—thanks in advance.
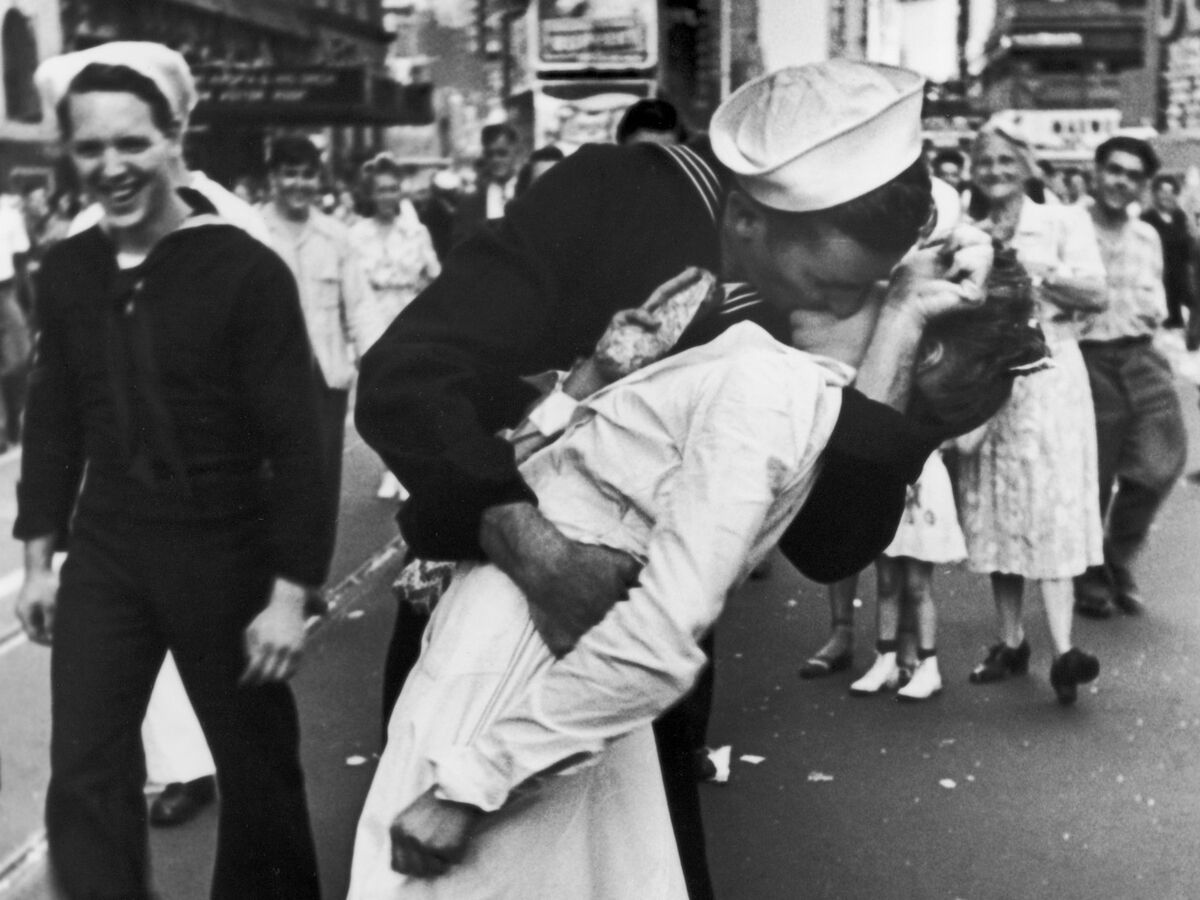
[939,778,957,789]
[346,755,368,767]
[807,771,834,782]
[740,754,765,765]
[347,610,365,620]
[707,746,731,783]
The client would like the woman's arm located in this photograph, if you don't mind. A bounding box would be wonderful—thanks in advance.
[428,354,834,812]
[1038,206,1108,314]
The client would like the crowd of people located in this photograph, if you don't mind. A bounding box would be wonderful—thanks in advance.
[6,37,1197,900]
[801,123,1191,709]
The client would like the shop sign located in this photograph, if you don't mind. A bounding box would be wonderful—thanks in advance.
[1007,32,1084,49]
[533,0,657,71]
[194,66,365,109]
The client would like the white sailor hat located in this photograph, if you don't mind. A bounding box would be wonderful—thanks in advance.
[35,41,197,129]
[710,59,926,213]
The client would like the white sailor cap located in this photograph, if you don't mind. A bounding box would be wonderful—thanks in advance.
[35,41,197,129]
[710,59,926,213]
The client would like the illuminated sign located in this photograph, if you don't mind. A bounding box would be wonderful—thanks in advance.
[1007,32,1084,49]
[533,0,657,71]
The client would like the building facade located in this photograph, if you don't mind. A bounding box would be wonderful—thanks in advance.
[0,0,62,192]
[24,0,427,187]
[974,0,1154,126]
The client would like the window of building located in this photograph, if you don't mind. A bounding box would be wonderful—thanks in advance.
[3,9,40,123]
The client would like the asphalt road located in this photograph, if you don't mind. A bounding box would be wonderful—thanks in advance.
[4,376,1200,899]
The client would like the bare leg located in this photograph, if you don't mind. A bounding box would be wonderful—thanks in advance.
[850,559,904,695]
[896,559,943,700]
[903,560,937,653]
[1040,578,1075,656]
[969,572,1031,684]
[874,558,902,644]
[992,572,1025,648]
[799,573,858,678]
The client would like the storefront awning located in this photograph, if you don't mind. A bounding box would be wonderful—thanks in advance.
[190,65,435,126]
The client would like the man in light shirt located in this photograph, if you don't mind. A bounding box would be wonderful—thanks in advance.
[261,135,363,518]
[1075,136,1188,619]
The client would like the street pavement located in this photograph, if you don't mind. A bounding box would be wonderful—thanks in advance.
[3,370,1200,899]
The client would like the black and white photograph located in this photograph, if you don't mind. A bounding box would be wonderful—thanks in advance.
[1,0,1200,898]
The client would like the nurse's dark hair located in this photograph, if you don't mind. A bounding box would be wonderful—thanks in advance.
[757,156,934,254]
[56,63,177,137]
[908,246,1050,435]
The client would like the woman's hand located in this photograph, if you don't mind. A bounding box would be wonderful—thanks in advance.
[885,227,992,325]
[389,787,483,878]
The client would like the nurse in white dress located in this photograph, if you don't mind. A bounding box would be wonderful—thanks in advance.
[348,323,852,899]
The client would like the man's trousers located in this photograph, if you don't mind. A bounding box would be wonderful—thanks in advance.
[1077,339,1186,586]
[46,510,321,900]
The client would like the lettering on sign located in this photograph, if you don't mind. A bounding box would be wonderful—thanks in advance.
[194,67,365,108]
[534,0,656,70]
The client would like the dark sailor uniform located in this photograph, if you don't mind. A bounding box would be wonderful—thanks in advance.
[16,198,334,900]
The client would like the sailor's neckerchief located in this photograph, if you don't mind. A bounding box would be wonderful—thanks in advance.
[653,142,787,344]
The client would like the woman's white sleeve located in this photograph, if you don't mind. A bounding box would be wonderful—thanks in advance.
[430,361,832,811]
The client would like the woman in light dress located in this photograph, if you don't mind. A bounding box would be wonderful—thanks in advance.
[349,154,441,500]
[349,320,855,899]
[958,125,1107,704]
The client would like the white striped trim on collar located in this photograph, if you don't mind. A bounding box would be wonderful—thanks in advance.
[659,144,722,224]
[720,282,763,316]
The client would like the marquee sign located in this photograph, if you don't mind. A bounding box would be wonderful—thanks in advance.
[533,0,657,71]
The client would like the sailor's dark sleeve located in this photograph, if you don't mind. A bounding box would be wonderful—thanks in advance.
[355,146,636,561]
[778,388,940,583]
[13,267,84,543]
[233,251,335,587]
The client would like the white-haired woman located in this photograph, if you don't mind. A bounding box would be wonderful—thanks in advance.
[958,125,1107,704]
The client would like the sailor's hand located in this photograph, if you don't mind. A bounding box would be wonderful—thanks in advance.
[241,578,310,685]
[389,787,482,878]
[16,570,58,646]
[481,502,641,657]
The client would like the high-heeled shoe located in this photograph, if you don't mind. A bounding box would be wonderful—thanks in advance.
[897,656,943,701]
[1049,647,1100,705]
[968,639,1031,683]
[798,647,853,679]
[850,652,900,695]
[799,628,854,680]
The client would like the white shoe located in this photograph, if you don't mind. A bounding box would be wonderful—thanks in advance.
[849,652,900,695]
[897,656,943,701]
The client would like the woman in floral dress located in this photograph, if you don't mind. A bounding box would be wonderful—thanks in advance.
[958,125,1107,704]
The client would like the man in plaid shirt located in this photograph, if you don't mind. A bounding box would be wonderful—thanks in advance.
[1075,136,1188,619]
